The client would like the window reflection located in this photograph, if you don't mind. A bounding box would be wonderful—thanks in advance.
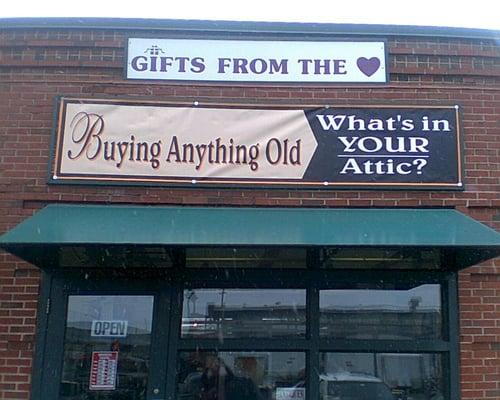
[186,247,307,268]
[320,352,443,400]
[177,351,305,400]
[182,289,306,338]
[320,285,442,340]
[321,248,441,269]
[59,246,173,268]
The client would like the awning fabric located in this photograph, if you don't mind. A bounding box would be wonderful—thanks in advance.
[0,205,499,269]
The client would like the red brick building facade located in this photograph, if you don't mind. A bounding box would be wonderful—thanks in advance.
[0,19,499,400]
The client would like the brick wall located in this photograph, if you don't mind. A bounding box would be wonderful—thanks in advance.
[0,25,499,399]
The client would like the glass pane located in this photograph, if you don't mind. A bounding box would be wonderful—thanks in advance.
[320,352,444,400]
[186,247,307,268]
[60,295,154,400]
[321,247,441,269]
[58,245,173,268]
[177,351,305,400]
[182,289,306,338]
[320,284,442,339]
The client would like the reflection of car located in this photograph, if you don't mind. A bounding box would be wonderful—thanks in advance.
[181,318,218,336]
[319,373,396,400]
[178,372,203,400]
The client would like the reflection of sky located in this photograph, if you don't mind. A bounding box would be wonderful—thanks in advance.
[184,289,306,316]
[66,295,154,331]
[321,285,440,310]
[184,285,440,316]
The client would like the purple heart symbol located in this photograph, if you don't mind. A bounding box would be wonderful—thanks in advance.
[357,57,381,77]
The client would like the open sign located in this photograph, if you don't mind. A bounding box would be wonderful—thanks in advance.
[91,320,128,337]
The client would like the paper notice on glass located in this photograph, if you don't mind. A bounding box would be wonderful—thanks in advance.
[276,387,306,400]
[89,351,118,390]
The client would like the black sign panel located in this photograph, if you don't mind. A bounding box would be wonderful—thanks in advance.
[303,106,462,189]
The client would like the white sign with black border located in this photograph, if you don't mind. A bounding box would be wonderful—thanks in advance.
[127,38,387,83]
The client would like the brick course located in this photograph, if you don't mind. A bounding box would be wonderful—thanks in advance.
[0,23,499,399]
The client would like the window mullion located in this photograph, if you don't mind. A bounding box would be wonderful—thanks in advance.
[307,287,320,400]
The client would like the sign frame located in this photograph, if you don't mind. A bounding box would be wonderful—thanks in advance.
[48,97,464,191]
[124,36,389,85]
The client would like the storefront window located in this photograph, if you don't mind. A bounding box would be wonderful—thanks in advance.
[321,247,441,269]
[50,270,451,399]
[181,289,306,338]
[186,247,307,268]
[58,246,174,268]
[320,284,442,339]
[59,295,154,400]
[320,352,444,400]
[177,351,305,400]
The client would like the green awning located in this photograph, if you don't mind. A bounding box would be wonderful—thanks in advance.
[1,204,499,269]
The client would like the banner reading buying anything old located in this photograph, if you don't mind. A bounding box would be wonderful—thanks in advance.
[127,38,387,83]
[51,98,463,189]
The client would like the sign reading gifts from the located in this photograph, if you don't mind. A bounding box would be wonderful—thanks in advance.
[127,38,387,83]
[52,99,463,189]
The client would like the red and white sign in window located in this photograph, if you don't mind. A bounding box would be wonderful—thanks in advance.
[89,351,118,390]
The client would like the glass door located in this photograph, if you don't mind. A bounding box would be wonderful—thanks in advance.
[35,274,173,400]
[59,295,155,400]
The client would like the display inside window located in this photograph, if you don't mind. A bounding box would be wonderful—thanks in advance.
[58,245,174,268]
[59,295,154,400]
[181,289,306,338]
[177,351,305,400]
[186,247,307,268]
[321,247,441,269]
[320,352,444,400]
[320,284,442,340]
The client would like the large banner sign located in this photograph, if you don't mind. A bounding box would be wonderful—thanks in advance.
[51,98,463,189]
[126,38,387,84]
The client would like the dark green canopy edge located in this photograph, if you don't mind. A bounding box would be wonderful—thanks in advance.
[1,205,499,270]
